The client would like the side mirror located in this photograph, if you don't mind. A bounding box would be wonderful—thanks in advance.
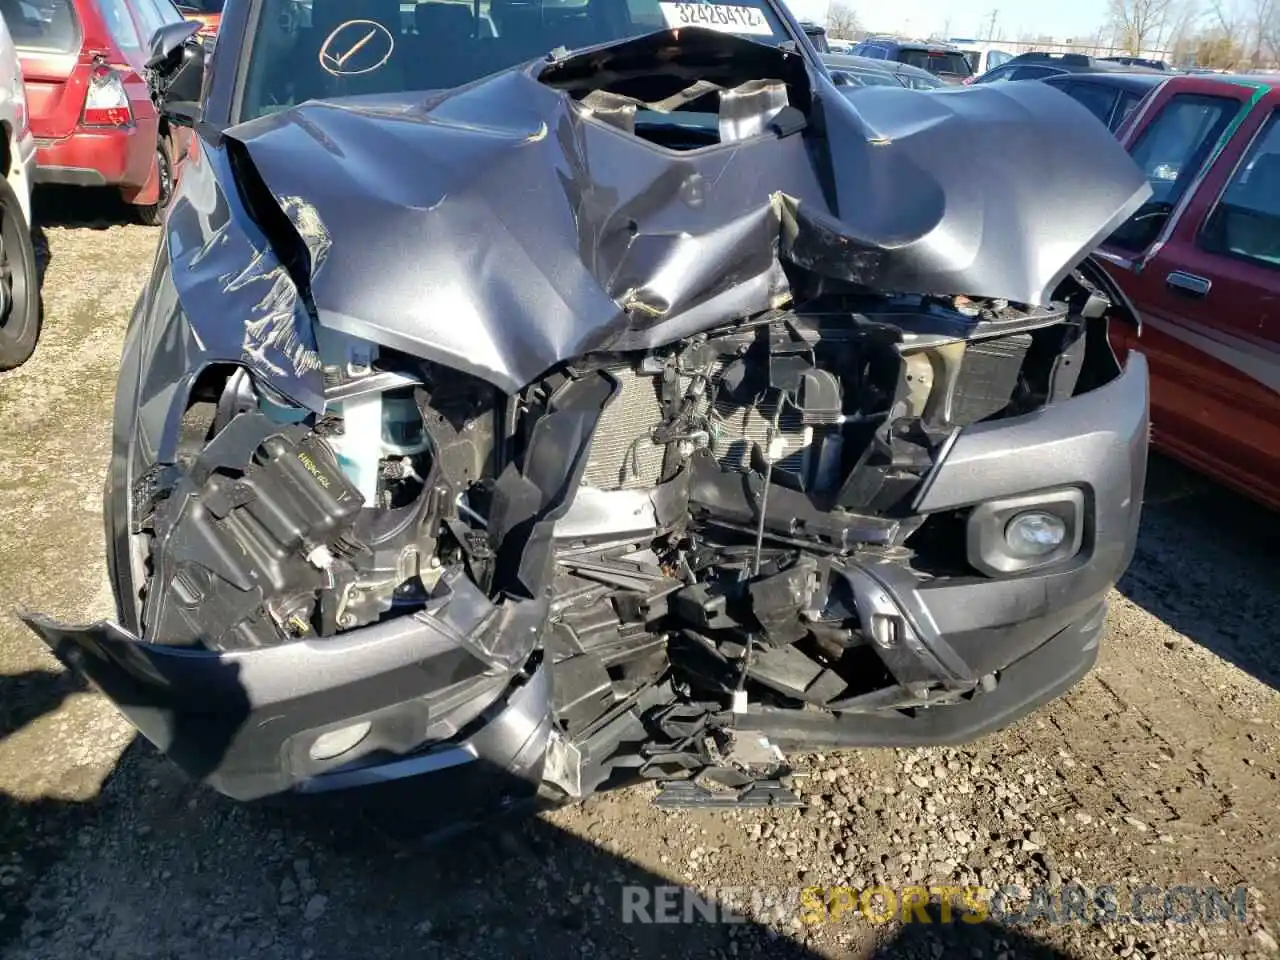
[831,71,852,86]
[146,22,205,127]
[147,20,200,69]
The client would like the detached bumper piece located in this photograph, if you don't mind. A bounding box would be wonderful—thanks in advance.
[737,600,1108,750]
[654,779,805,809]
[21,611,552,802]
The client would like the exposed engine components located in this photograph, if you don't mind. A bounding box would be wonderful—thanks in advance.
[141,416,367,649]
[110,262,1128,804]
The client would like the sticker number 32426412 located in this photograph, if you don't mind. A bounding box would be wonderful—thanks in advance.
[657,2,775,36]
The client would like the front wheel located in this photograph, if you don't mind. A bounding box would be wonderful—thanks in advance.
[0,177,41,371]
[134,140,174,227]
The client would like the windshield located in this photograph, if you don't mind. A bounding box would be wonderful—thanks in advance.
[0,0,79,51]
[898,49,972,76]
[838,68,898,87]
[801,23,828,52]
[239,0,793,121]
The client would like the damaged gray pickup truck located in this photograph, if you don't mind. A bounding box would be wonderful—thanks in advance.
[23,0,1152,812]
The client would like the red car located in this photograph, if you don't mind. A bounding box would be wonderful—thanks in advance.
[0,0,193,223]
[1099,74,1280,510]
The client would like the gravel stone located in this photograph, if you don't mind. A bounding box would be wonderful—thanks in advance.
[302,896,328,923]
[1254,928,1279,953]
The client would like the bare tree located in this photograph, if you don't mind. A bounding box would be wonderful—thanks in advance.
[1244,0,1276,63]
[1196,29,1245,62]
[826,2,861,39]
[1264,6,1280,60]
[1208,0,1246,48]
[1164,0,1204,62]
[1108,0,1177,52]
[981,9,1000,40]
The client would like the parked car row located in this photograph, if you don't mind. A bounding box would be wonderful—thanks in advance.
[822,51,945,90]
[968,51,1166,84]
[847,35,974,83]
[0,0,205,368]
[980,62,1279,511]
[0,0,192,226]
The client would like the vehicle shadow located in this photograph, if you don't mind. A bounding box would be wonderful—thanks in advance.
[0,668,85,741]
[31,186,144,231]
[867,902,1079,959]
[1119,453,1280,690]
[31,225,50,296]
[0,663,1085,960]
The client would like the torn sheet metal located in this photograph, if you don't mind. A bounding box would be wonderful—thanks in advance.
[156,144,327,415]
[160,27,1148,399]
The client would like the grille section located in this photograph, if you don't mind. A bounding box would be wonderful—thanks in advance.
[582,363,812,492]
[708,398,808,475]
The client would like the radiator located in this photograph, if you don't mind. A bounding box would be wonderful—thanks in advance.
[580,366,668,491]
[582,363,811,491]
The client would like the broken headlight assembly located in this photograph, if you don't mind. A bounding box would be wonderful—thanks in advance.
[134,325,500,651]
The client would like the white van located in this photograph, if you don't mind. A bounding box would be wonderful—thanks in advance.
[948,40,1016,76]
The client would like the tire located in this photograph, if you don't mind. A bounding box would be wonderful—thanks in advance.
[134,139,174,227]
[0,176,41,371]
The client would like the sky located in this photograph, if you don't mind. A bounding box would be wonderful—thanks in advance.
[781,0,1113,43]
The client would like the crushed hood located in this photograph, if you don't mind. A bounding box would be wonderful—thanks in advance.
[168,28,1149,402]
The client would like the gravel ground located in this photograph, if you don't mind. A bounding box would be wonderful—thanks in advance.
[0,194,1277,960]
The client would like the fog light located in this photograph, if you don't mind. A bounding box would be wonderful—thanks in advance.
[967,488,1084,576]
[308,721,372,761]
[1004,511,1068,558]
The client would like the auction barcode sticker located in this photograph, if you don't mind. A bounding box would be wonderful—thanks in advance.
[658,3,775,36]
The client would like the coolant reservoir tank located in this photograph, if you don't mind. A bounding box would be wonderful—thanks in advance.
[257,388,310,424]
[330,393,383,504]
[317,328,383,504]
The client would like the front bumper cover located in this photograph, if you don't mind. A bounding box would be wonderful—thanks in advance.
[22,354,1148,801]
[21,607,552,801]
